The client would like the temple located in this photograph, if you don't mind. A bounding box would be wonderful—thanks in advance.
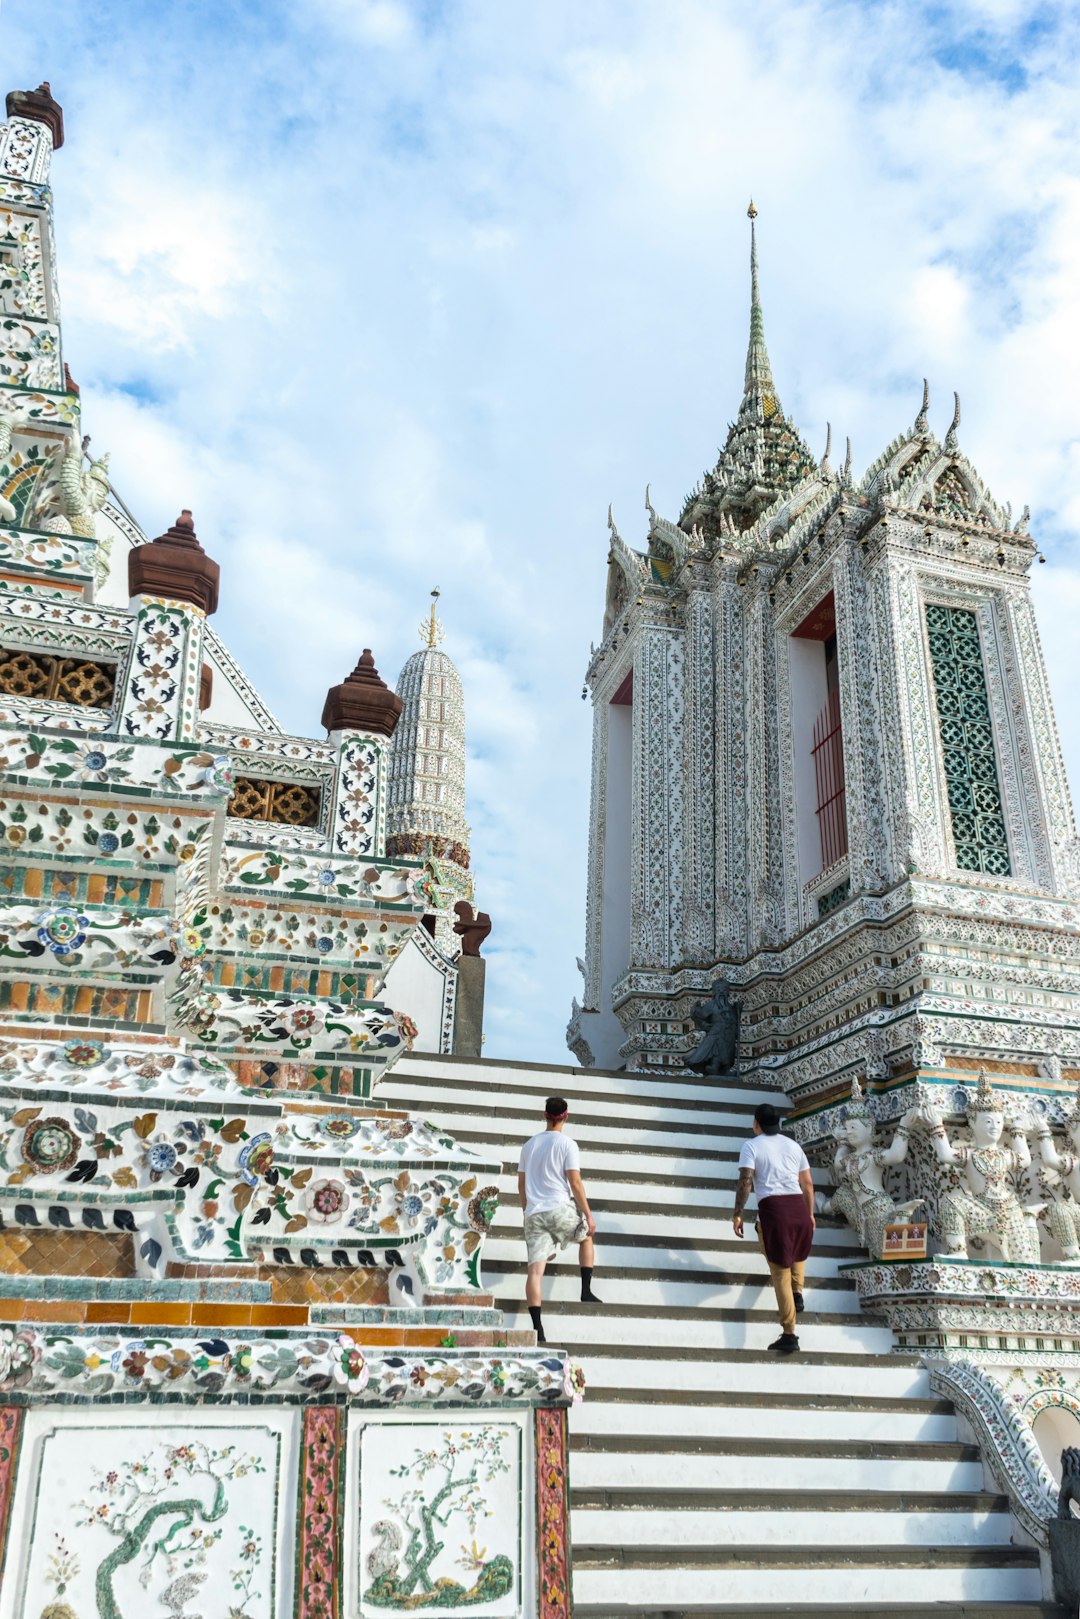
[2,83,1080,1619]
[0,86,569,1619]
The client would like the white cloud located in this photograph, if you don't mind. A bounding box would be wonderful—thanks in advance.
[9,0,1080,1062]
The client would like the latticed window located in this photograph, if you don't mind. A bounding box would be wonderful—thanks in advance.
[925,604,1010,876]
[0,645,115,708]
[228,776,321,828]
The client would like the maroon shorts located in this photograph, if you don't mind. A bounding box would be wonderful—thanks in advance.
[758,1192,813,1268]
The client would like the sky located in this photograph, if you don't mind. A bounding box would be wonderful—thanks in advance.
[2,0,1080,1063]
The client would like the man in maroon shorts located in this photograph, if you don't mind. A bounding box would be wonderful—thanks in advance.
[733,1102,815,1354]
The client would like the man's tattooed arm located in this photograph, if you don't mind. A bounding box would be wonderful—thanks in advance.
[733,1167,753,1237]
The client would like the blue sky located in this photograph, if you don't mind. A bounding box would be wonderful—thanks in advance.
[3,0,1080,1062]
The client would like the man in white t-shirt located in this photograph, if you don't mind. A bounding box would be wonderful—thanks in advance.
[517,1096,600,1344]
[734,1102,815,1355]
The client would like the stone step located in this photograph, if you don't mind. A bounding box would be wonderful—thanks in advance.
[491,1207,859,1247]
[486,1269,861,1316]
[570,1432,980,1462]
[501,1303,890,1353]
[488,1165,819,1204]
[381,1077,773,1135]
[568,1443,985,1493]
[393,1053,780,1107]
[441,1115,752,1159]
[486,1233,856,1276]
[568,1401,957,1443]
[555,1338,918,1365]
[569,1554,1042,1606]
[584,1383,945,1411]
[572,1485,1009,1512]
[574,1542,1038,1569]
[570,1505,1013,1549]
[484,1253,855,1296]
[574,1353,932,1397]
[573,1606,1065,1619]
[482,1146,819,1185]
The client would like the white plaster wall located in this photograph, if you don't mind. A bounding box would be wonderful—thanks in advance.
[788,635,830,887]
[382,931,452,1052]
[1031,1404,1080,1483]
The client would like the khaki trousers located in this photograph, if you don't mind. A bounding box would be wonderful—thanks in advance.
[757,1222,805,1335]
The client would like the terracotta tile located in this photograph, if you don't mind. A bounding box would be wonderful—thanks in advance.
[86,1302,132,1325]
[22,868,43,900]
[0,1299,26,1321]
[403,1329,445,1347]
[329,1325,403,1346]
[247,1304,308,1327]
[129,1302,193,1327]
[24,1300,87,1323]
[187,1303,251,1327]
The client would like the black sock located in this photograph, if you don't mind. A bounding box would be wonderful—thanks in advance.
[528,1304,545,1341]
[580,1266,601,1302]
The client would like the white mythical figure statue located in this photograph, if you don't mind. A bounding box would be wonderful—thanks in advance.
[1034,1083,1080,1264]
[0,405,18,524]
[921,1068,1042,1263]
[818,1076,923,1259]
[59,432,110,537]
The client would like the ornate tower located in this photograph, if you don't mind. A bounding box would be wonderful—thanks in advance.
[570,204,1080,1116]
[386,591,473,949]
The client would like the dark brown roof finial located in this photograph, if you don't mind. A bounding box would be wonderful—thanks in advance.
[321,648,403,738]
[128,509,220,615]
[5,83,64,149]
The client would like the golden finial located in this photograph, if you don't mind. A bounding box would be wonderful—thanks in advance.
[747,198,758,220]
[420,587,445,650]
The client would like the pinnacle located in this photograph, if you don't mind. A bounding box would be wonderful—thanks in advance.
[680,206,817,541]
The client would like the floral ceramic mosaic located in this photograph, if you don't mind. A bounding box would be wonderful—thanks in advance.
[0,1410,291,1619]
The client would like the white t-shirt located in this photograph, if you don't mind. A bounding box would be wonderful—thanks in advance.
[518,1131,581,1215]
[738,1132,809,1200]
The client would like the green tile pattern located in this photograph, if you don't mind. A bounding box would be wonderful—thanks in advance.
[925,603,1010,876]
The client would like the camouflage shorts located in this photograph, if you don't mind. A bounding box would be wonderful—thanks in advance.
[523,1204,588,1264]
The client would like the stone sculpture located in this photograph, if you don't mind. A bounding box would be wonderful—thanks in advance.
[819,1077,923,1259]
[685,978,740,1076]
[1034,1087,1080,1263]
[58,430,110,536]
[920,1069,1043,1263]
[1059,1450,1080,1519]
[0,405,17,524]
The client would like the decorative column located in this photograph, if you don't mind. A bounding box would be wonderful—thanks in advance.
[295,1407,345,1619]
[1005,589,1080,895]
[536,1406,572,1619]
[0,1406,22,1586]
[0,84,63,391]
[630,620,684,969]
[882,551,950,877]
[322,647,402,860]
[681,583,717,963]
[122,510,219,742]
[834,541,891,892]
[716,576,749,954]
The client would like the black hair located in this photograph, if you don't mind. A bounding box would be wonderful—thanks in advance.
[545,1096,569,1117]
[754,1103,781,1135]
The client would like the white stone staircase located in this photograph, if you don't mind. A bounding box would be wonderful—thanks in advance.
[385,1053,1062,1618]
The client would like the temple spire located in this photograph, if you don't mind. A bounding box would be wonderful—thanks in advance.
[678,201,816,540]
[420,587,445,650]
[743,200,780,421]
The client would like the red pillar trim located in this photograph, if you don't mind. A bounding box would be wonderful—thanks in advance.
[0,1407,24,1588]
[296,1405,344,1619]
[536,1405,572,1619]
